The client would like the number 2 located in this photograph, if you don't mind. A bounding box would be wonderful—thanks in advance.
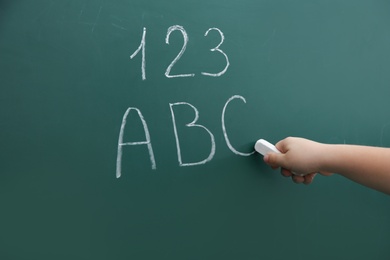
[165,25,195,78]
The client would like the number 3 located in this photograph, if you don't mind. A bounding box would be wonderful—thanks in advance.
[202,28,230,77]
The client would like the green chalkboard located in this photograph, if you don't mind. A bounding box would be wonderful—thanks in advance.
[1,0,390,259]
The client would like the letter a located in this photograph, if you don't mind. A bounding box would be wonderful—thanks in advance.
[169,102,216,166]
[116,107,156,178]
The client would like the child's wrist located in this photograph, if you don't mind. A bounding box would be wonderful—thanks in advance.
[316,143,332,173]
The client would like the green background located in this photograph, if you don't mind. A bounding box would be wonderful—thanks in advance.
[1,0,390,259]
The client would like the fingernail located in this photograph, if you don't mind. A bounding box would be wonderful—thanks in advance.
[263,154,269,163]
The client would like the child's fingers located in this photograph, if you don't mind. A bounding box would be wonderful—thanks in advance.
[303,173,316,185]
[292,175,305,184]
[281,168,292,177]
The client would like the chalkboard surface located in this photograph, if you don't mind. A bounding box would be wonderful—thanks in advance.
[1,1,390,259]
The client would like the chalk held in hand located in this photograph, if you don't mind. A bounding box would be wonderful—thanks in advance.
[254,139,305,176]
[254,139,281,156]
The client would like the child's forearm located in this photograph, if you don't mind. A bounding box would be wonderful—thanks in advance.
[320,144,390,195]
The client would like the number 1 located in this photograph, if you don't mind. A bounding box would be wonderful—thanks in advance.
[130,27,147,80]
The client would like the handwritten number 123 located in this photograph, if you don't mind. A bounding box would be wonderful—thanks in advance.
[130,25,230,80]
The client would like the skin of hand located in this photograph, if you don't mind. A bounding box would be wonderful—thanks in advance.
[263,136,390,195]
[263,137,333,185]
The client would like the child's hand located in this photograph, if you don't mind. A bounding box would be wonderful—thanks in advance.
[263,137,332,184]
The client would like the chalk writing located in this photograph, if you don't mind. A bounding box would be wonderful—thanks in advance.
[116,95,254,177]
[169,102,216,166]
[129,25,229,80]
[201,27,230,77]
[116,107,156,178]
[165,25,195,78]
[222,95,255,156]
[130,27,147,80]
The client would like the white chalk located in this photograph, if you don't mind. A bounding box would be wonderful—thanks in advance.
[254,139,305,176]
[254,139,280,156]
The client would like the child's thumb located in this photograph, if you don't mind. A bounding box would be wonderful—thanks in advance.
[264,152,287,168]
